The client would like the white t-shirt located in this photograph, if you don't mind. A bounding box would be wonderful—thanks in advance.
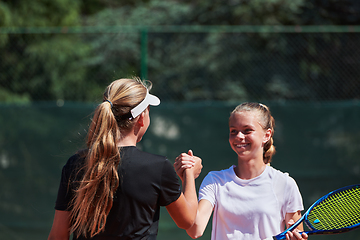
[199,165,304,240]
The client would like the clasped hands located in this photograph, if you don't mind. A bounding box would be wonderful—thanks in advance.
[174,150,202,181]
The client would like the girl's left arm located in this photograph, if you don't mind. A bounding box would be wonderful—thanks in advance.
[285,211,308,240]
[47,210,71,240]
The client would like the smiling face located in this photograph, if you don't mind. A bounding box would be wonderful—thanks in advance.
[229,110,271,162]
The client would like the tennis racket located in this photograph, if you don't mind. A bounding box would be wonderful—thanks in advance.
[273,184,360,240]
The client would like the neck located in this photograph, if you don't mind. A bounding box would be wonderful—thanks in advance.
[234,158,266,180]
[117,131,138,147]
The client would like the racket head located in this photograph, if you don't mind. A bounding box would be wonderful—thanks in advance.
[303,184,360,235]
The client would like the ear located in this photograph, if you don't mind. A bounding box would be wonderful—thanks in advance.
[136,111,145,127]
[263,128,272,144]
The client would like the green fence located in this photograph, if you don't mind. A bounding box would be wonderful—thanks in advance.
[1,101,359,239]
[1,26,360,103]
[1,25,360,239]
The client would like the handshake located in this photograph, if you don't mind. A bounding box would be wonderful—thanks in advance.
[174,150,203,182]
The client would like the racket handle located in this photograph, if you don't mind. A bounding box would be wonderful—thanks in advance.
[272,234,285,240]
[273,231,308,240]
[260,237,279,240]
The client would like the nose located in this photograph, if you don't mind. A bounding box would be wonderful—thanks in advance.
[236,131,245,139]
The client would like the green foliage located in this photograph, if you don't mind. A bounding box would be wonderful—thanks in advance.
[0,2,11,26]
[0,2,11,46]
[0,33,93,102]
[179,0,305,25]
[232,0,305,25]
[80,0,195,99]
[0,87,31,103]
[27,36,94,100]
[0,0,95,103]
[81,0,306,101]
[3,0,80,27]
[1,0,360,102]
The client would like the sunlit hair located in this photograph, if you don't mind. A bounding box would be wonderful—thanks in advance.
[230,102,276,164]
[70,77,150,238]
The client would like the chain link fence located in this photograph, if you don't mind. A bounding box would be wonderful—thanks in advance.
[1,26,360,240]
[1,26,360,103]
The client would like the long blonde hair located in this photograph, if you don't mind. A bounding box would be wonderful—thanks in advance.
[70,78,149,238]
[231,102,276,164]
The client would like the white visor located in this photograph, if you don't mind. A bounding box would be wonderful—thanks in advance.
[130,90,160,119]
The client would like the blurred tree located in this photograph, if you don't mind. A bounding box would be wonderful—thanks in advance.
[1,0,360,102]
[182,0,304,25]
[296,0,360,100]
[302,0,360,25]
[81,0,307,101]
[0,0,94,102]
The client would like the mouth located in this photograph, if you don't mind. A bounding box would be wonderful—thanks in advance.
[235,143,249,148]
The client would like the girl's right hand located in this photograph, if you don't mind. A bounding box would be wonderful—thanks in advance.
[174,150,202,181]
[285,219,308,240]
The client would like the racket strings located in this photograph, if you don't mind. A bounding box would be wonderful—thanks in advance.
[307,186,360,231]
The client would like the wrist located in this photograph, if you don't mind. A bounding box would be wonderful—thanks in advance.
[182,168,195,180]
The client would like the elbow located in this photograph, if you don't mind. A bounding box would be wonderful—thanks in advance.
[176,219,195,230]
[187,229,203,239]
[175,212,197,230]
[185,223,204,239]
[190,233,203,239]
[47,233,56,240]
[47,229,70,240]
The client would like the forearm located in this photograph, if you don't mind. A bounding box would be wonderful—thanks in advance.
[285,211,303,230]
[186,199,213,239]
[181,169,198,223]
[169,150,202,229]
[186,214,203,239]
[47,210,71,240]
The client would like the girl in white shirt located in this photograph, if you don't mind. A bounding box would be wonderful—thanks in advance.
[175,102,308,240]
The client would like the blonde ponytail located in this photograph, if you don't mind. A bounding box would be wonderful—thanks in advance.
[70,78,148,238]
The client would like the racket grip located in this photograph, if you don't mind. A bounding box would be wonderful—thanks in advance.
[272,232,287,240]
[272,231,308,240]
[261,237,281,240]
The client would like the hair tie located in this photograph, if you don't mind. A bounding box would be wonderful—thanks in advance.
[104,99,113,108]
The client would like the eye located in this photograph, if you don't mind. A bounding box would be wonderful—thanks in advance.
[243,128,253,134]
[230,129,238,135]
